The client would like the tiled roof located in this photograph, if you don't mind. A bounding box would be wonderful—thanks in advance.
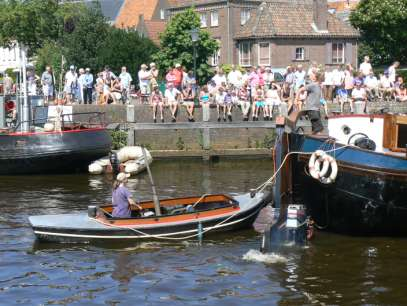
[235,1,360,39]
[168,0,226,8]
[115,0,159,29]
[144,20,167,45]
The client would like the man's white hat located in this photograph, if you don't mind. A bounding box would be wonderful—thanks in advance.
[70,65,75,70]
[175,63,181,68]
[117,172,130,181]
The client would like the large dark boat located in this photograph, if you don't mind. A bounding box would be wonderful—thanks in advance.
[288,114,407,235]
[0,47,111,175]
[0,109,112,175]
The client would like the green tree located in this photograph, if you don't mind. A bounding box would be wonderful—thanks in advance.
[350,0,407,65]
[0,0,60,55]
[96,27,158,81]
[153,8,218,84]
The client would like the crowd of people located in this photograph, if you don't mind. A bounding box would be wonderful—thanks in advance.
[1,56,404,124]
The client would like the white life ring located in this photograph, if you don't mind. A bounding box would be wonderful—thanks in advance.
[308,150,338,184]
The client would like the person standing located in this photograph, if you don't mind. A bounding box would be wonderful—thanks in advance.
[77,68,86,104]
[387,61,400,86]
[138,64,151,104]
[83,68,94,104]
[41,66,54,105]
[359,56,373,77]
[3,73,13,95]
[149,63,159,89]
[64,65,78,104]
[119,66,132,104]
[173,63,184,91]
[296,71,324,135]
[227,65,242,89]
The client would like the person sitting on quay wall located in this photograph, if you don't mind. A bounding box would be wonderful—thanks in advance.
[150,85,165,123]
[182,82,195,122]
[165,82,181,122]
[112,172,143,218]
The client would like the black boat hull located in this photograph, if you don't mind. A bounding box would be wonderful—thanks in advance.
[291,134,407,235]
[0,128,111,175]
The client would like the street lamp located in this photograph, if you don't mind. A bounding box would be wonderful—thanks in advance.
[189,28,200,83]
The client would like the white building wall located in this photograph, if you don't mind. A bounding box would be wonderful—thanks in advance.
[0,45,20,72]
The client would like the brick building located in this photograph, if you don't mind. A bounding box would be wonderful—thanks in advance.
[167,0,359,69]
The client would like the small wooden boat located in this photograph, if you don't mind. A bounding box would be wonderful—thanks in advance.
[29,192,271,243]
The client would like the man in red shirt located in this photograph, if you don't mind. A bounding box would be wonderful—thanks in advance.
[173,63,184,91]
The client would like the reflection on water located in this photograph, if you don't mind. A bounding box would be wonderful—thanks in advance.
[1,159,407,305]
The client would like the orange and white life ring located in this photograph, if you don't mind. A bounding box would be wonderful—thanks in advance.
[308,150,338,184]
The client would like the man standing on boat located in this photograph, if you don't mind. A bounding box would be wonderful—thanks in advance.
[295,71,324,135]
[112,172,142,218]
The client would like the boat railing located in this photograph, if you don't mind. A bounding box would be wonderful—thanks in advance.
[12,111,107,132]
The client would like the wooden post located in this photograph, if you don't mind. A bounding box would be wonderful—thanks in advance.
[141,146,161,216]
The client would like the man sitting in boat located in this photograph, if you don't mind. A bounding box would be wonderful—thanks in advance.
[112,172,143,218]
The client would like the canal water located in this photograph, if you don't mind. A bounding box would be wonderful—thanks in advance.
[1,159,407,305]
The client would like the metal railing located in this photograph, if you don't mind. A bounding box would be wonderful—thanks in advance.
[12,111,107,132]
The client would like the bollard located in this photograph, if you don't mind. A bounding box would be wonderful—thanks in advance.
[197,222,203,245]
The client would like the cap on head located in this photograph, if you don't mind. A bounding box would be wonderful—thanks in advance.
[150,62,156,67]
[85,68,90,72]
[70,65,74,70]
[355,79,362,86]
[116,172,130,182]
[141,64,147,69]
[175,63,181,68]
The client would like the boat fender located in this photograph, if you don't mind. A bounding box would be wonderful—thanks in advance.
[89,163,104,174]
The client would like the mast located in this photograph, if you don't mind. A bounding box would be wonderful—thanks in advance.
[20,44,30,132]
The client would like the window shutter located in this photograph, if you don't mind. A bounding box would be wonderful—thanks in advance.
[345,42,352,64]
[292,47,297,61]
[326,42,332,64]
[305,47,310,61]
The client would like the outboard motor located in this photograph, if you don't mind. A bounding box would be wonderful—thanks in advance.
[286,205,308,244]
[109,151,120,175]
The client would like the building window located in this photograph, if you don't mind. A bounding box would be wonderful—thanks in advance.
[160,9,165,20]
[295,47,305,61]
[239,42,251,66]
[240,9,250,25]
[210,11,219,27]
[200,13,207,28]
[258,43,270,66]
[332,43,344,64]
[211,40,221,66]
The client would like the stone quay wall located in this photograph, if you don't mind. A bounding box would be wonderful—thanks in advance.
[72,101,407,159]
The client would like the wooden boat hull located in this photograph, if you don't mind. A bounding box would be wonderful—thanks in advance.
[290,134,407,235]
[29,193,271,243]
[0,128,112,175]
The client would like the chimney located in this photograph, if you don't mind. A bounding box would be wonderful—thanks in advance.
[313,0,328,31]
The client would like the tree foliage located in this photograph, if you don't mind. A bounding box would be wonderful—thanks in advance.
[350,0,407,65]
[96,27,158,81]
[153,8,218,84]
[0,0,157,87]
